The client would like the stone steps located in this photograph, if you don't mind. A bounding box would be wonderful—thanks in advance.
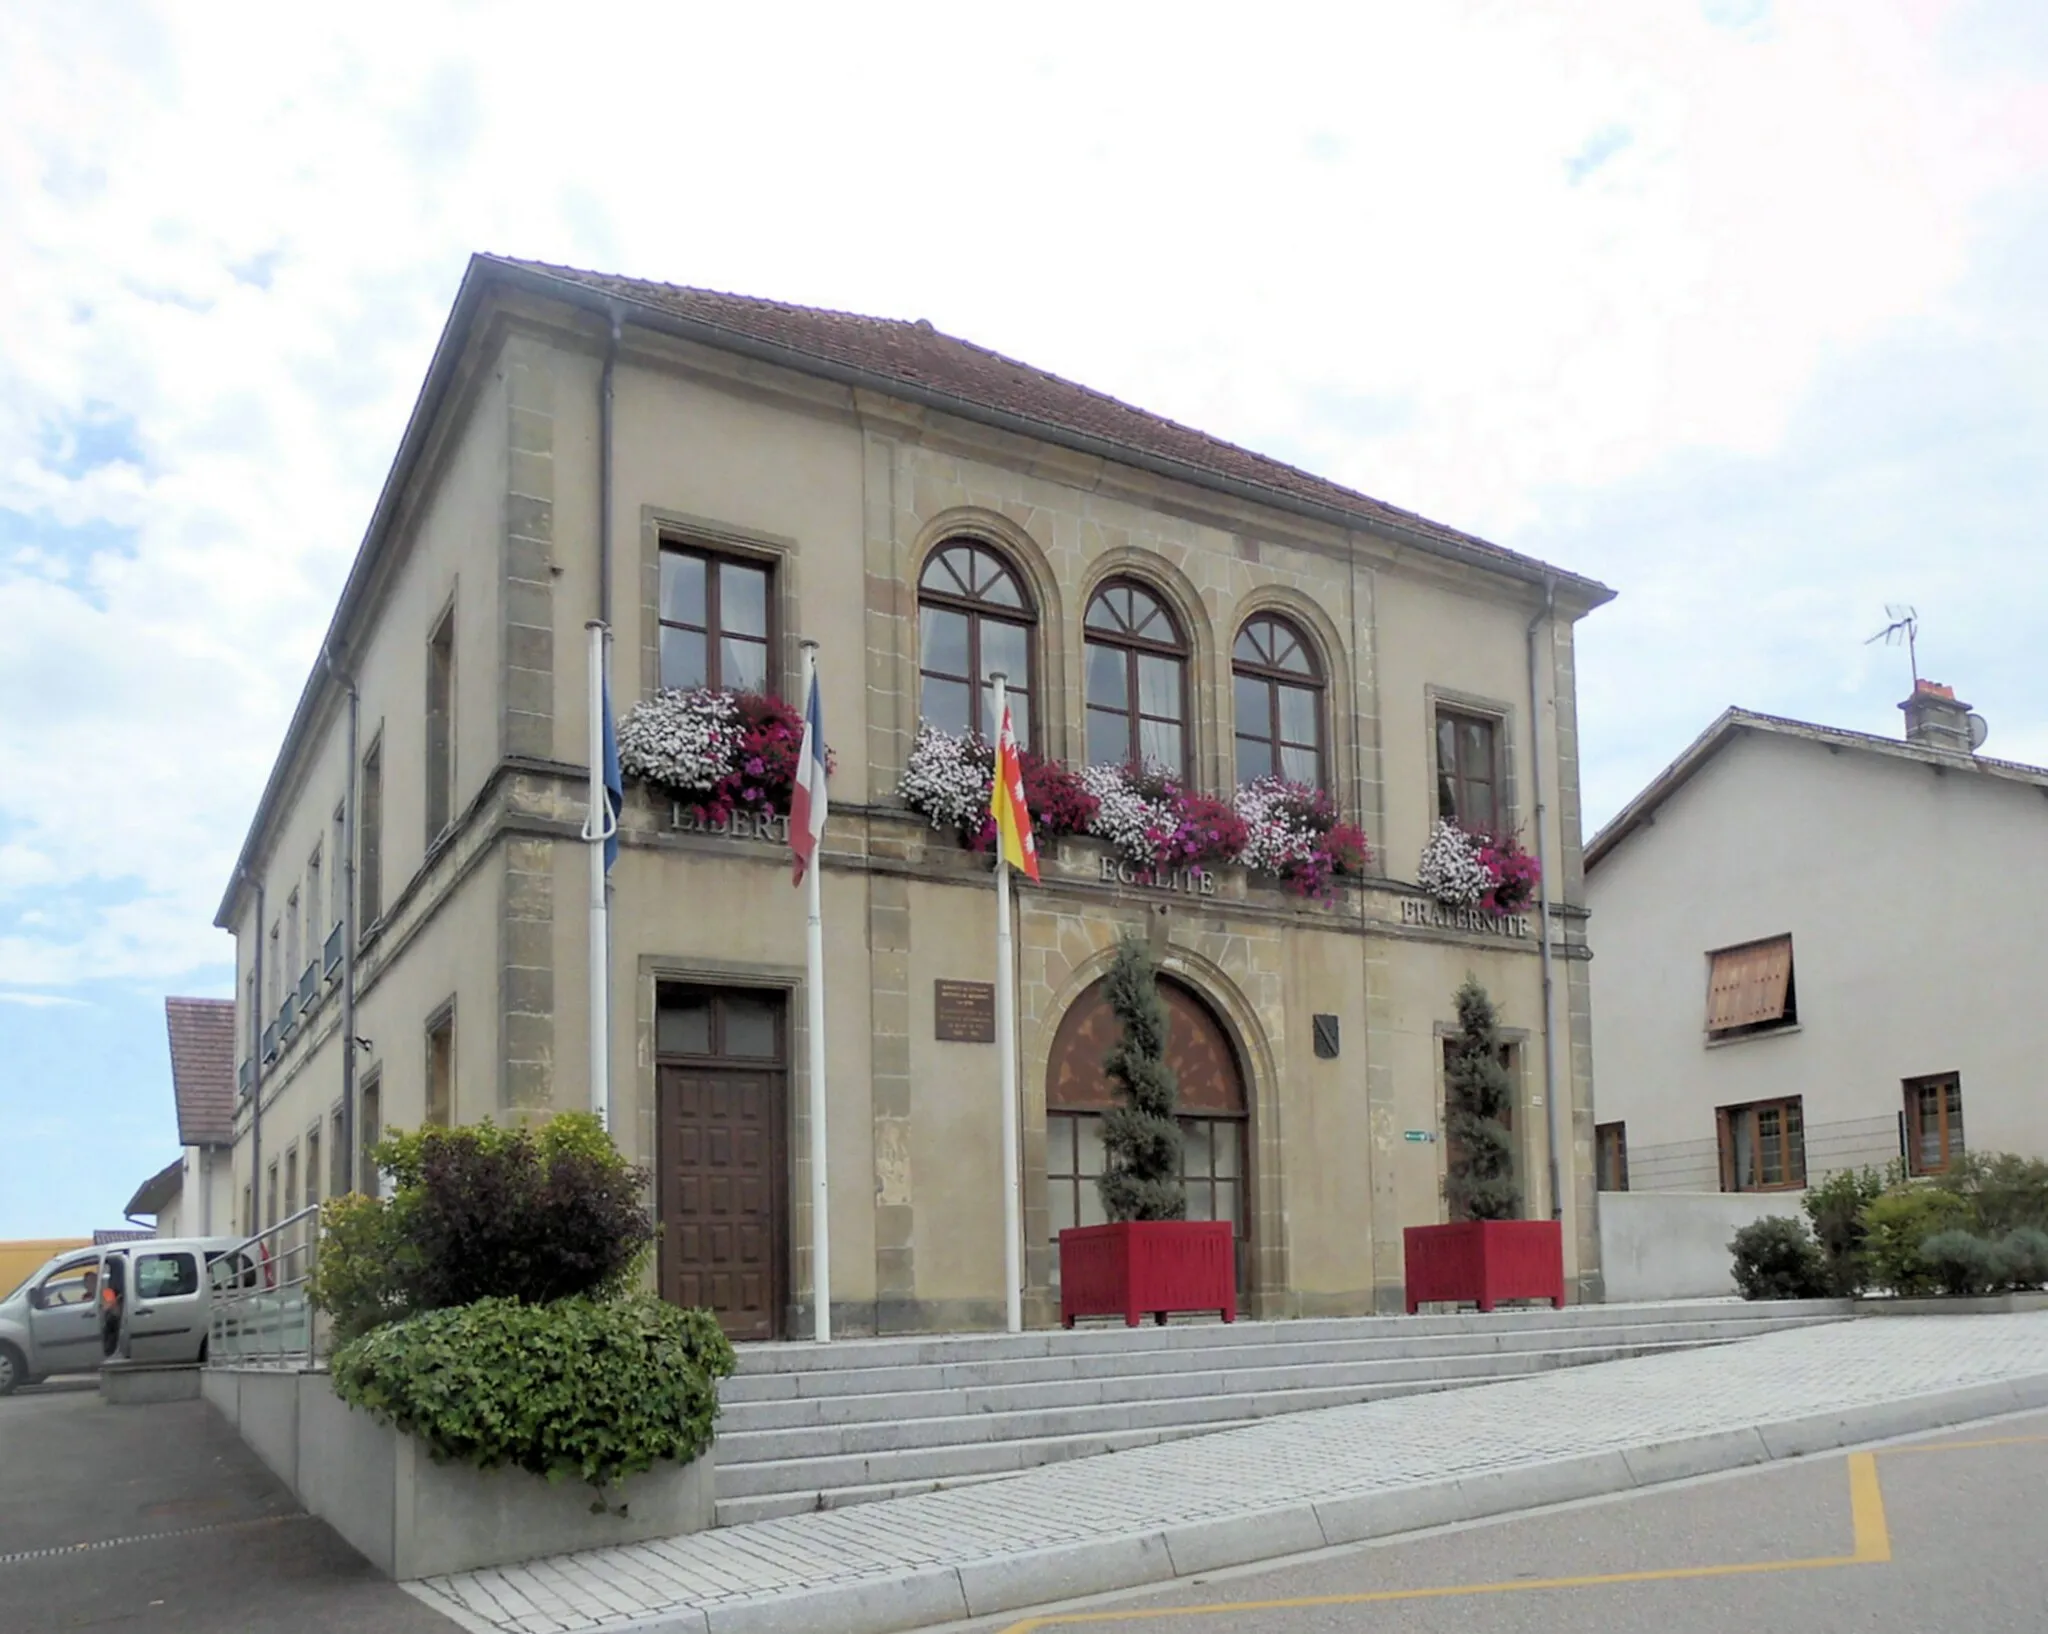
[709,1300,1848,1527]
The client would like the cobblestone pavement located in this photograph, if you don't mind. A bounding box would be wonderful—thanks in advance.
[405,1314,2048,1634]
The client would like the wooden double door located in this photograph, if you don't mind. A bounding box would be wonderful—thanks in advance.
[656,985,788,1342]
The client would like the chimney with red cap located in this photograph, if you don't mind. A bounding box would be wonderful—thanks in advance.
[1899,679,1978,754]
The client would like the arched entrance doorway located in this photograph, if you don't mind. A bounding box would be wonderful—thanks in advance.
[1045,974,1250,1290]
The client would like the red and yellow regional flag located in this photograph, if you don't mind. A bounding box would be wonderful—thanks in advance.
[989,703,1039,883]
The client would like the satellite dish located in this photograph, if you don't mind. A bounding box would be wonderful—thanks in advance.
[1967,713,1989,751]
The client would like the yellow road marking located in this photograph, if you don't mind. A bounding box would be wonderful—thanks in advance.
[999,1451,1895,1632]
[1879,1431,2048,1456]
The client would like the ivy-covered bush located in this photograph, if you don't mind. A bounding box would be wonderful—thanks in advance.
[1729,1215,1831,1300]
[311,1113,653,1344]
[329,1295,735,1503]
[1097,936,1186,1223]
[1801,1165,1889,1296]
[1445,979,1519,1221]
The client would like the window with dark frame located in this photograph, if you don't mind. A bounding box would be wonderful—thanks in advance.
[265,1161,279,1231]
[306,1126,321,1214]
[1595,1122,1629,1191]
[658,543,774,694]
[1904,1074,1965,1175]
[359,1075,381,1198]
[1044,1111,1244,1242]
[917,540,1036,745]
[654,985,785,1062]
[306,847,321,959]
[1705,936,1797,1040]
[330,1107,347,1198]
[1718,1097,1806,1191]
[425,1005,454,1128]
[359,738,383,931]
[426,605,455,841]
[1084,579,1189,774]
[331,805,346,928]
[1233,614,1325,788]
[1435,706,1502,834]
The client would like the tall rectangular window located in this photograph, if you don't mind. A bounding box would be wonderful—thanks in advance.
[426,606,455,840]
[285,890,301,983]
[659,544,773,692]
[306,848,321,956]
[359,738,383,930]
[330,1107,347,1197]
[268,922,281,1012]
[1705,936,1797,1040]
[425,1004,455,1128]
[305,1127,321,1213]
[1718,1097,1806,1191]
[1596,1122,1629,1191]
[265,1161,279,1231]
[1435,707,1502,835]
[331,805,347,928]
[360,1075,381,1199]
[1904,1074,1965,1175]
[284,1146,299,1222]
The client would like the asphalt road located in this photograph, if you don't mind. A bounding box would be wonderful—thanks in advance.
[0,1379,457,1634]
[984,1408,2048,1634]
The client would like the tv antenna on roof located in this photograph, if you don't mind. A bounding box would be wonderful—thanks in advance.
[1865,604,1920,688]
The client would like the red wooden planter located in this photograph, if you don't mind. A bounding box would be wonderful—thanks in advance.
[1058,1221,1236,1327]
[1403,1220,1565,1313]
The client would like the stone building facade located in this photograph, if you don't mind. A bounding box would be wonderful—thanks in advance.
[215,255,1613,1335]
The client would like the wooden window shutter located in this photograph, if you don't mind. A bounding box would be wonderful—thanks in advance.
[1706,936,1794,1032]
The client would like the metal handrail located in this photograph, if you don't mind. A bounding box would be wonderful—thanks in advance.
[206,1205,323,1368]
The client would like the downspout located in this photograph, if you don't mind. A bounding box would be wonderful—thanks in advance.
[1526,580,1563,1224]
[322,644,360,1194]
[589,310,621,1130]
[600,310,619,624]
[240,871,266,1235]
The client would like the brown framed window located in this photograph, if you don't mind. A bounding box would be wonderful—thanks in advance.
[1435,707,1502,834]
[1904,1074,1964,1175]
[1596,1122,1629,1191]
[918,539,1036,744]
[1085,579,1189,774]
[426,604,455,840]
[659,543,773,693]
[1706,935,1796,1040]
[1718,1097,1806,1191]
[1233,614,1324,788]
[425,1004,455,1127]
[655,985,786,1063]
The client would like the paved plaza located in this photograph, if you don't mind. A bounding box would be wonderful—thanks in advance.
[405,1312,2048,1634]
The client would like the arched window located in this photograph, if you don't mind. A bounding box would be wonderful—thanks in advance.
[1084,579,1188,773]
[918,540,1035,743]
[1232,614,1324,787]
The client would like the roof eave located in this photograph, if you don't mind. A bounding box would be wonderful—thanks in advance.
[484,257,1617,609]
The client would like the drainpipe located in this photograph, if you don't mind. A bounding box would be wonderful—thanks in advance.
[241,871,266,1235]
[1526,579,1564,1224]
[322,644,360,1194]
[588,311,622,1132]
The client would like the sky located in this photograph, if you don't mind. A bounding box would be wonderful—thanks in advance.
[2,1,2044,1235]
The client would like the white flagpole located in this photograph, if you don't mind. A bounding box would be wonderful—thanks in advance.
[584,620,612,1130]
[992,672,1023,1334]
[801,640,831,1345]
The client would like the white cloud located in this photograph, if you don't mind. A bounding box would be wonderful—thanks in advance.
[0,991,87,1009]
[0,0,2044,993]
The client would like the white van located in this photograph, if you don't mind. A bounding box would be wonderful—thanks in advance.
[0,1236,245,1393]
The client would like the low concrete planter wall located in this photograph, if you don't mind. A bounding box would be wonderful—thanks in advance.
[100,1362,201,1404]
[206,1368,715,1579]
[1854,1290,2048,1317]
[1598,1191,1793,1301]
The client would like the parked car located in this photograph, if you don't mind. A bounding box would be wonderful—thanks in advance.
[0,1236,245,1394]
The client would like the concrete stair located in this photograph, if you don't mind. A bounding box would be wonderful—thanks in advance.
[711,1299,1846,1525]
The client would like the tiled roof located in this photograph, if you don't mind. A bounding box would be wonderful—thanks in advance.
[1585,707,2048,870]
[488,256,1611,598]
[164,997,237,1147]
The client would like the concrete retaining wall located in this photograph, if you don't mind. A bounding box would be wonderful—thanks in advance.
[1599,1191,1796,1301]
[205,1368,714,1578]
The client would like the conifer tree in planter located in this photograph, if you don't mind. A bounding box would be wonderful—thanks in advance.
[1403,978,1565,1313]
[1058,936,1237,1326]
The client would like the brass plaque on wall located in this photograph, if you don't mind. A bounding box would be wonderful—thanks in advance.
[934,980,997,1043]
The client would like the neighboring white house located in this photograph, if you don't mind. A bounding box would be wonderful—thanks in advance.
[1584,682,2048,1295]
[128,998,241,1239]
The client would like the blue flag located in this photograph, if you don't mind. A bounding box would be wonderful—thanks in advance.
[602,680,624,873]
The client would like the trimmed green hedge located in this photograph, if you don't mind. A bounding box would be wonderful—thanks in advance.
[329,1294,736,1503]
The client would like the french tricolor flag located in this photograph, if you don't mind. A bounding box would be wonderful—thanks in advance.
[790,665,828,887]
